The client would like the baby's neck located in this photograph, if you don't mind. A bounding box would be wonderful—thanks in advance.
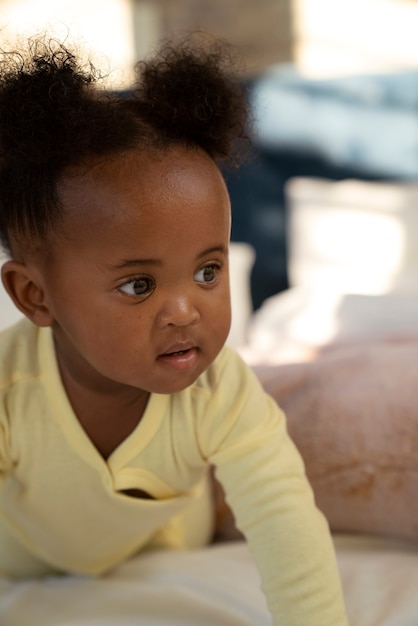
[74,390,150,460]
[57,355,150,459]
[52,334,150,459]
[72,385,149,459]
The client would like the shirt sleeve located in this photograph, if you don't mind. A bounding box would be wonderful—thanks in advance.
[0,404,12,478]
[199,349,349,626]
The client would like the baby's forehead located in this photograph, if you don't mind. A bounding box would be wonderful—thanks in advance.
[62,144,212,185]
[61,145,225,202]
[55,146,229,236]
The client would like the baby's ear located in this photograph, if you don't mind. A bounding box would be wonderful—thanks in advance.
[1,260,53,327]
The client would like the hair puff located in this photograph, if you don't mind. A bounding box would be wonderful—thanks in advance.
[0,33,250,255]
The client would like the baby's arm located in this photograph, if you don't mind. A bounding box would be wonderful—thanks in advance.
[0,413,11,482]
[201,351,349,626]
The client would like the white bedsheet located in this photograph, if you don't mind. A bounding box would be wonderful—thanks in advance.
[1,535,418,626]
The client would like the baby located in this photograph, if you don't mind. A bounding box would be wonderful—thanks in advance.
[0,34,348,625]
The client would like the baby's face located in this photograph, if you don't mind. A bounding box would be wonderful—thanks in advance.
[39,146,232,396]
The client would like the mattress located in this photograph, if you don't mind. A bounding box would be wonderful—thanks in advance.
[1,535,418,625]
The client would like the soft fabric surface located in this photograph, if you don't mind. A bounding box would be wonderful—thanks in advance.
[1,537,418,626]
[255,337,418,543]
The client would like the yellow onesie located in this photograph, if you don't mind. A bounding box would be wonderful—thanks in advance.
[0,318,348,625]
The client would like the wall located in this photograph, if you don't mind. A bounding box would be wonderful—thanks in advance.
[133,0,418,77]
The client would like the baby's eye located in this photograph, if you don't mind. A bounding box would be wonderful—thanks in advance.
[119,276,155,298]
[194,264,220,285]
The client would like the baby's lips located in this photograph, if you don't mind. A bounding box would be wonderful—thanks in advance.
[157,346,198,370]
[159,340,196,357]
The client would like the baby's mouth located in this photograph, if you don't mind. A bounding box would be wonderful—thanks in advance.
[158,346,198,370]
[165,348,189,356]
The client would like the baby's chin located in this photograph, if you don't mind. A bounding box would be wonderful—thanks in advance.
[148,358,215,395]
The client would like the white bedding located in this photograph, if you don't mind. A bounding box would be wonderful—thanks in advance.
[1,535,418,626]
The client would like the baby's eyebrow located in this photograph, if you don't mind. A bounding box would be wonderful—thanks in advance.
[103,245,227,272]
[105,259,163,271]
[196,245,227,259]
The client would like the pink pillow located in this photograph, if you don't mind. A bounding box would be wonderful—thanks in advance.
[255,337,418,542]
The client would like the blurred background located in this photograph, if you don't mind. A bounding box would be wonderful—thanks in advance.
[1,0,418,82]
[1,0,418,354]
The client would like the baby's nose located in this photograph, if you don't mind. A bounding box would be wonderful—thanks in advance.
[157,294,200,327]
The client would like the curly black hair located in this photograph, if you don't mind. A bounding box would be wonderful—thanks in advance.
[0,34,250,255]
